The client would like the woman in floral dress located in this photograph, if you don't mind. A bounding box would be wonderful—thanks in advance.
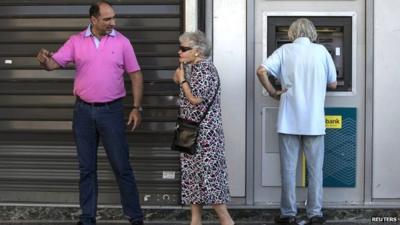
[172,31,234,225]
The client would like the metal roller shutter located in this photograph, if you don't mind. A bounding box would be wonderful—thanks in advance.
[0,0,183,205]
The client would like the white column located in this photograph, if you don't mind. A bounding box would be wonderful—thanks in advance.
[213,0,247,197]
[373,0,400,198]
[185,0,198,32]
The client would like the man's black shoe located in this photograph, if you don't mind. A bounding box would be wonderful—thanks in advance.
[275,215,297,225]
[76,222,83,225]
[130,220,144,225]
[306,216,326,225]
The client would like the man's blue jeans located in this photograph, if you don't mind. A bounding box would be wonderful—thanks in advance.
[279,134,324,218]
[73,99,143,225]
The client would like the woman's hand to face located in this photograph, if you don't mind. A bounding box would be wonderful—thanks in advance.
[172,63,185,84]
[172,66,179,84]
[176,63,185,82]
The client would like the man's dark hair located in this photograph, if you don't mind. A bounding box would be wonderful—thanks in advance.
[89,0,112,18]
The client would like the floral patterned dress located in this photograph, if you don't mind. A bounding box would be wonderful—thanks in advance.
[178,59,231,205]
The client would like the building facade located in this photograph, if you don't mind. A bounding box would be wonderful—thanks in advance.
[0,0,399,208]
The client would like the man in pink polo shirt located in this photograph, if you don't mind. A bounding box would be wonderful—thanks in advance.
[36,1,144,225]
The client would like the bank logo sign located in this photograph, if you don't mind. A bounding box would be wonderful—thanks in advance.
[325,115,342,129]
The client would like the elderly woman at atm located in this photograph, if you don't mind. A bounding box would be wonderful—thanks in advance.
[172,31,234,225]
[256,18,337,225]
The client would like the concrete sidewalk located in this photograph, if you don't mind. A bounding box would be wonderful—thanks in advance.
[0,222,376,225]
[0,206,391,225]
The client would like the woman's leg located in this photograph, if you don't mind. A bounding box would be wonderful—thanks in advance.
[191,204,203,225]
[212,204,234,225]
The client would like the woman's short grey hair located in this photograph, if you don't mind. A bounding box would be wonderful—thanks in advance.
[179,31,211,57]
[288,18,318,42]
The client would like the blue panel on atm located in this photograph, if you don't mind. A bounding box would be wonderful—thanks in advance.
[323,107,357,187]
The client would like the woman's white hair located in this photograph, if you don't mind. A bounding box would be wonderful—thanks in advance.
[179,30,211,57]
[288,18,318,42]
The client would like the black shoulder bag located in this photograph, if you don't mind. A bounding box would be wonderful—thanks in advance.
[171,79,220,155]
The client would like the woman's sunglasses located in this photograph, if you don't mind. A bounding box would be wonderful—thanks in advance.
[179,46,193,52]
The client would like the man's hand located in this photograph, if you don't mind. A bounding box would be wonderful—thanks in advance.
[127,71,144,131]
[36,48,60,71]
[37,48,52,65]
[127,109,142,132]
[270,89,287,100]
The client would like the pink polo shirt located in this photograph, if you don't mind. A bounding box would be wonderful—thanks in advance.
[52,28,141,103]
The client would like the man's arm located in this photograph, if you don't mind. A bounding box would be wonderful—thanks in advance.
[256,66,276,95]
[256,66,285,99]
[127,70,144,131]
[327,81,337,90]
[325,47,337,91]
[36,48,61,71]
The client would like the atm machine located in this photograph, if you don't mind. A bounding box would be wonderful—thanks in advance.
[253,8,365,206]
